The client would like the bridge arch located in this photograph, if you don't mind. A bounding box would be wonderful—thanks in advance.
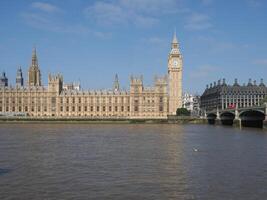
[220,112,235,126]
[239,110,265,128]
[207,113,217,125]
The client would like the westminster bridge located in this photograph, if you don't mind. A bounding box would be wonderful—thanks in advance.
[205,103,267,128]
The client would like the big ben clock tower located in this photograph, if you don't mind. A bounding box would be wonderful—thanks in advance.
[168,31,183,115]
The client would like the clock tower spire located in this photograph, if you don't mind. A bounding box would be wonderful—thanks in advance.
[168,30,183,115]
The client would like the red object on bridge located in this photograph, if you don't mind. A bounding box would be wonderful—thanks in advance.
[228,104,236,109]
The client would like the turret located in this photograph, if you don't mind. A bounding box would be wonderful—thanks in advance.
[16,66,24,87]
[48,74,63,94]
[113,74,120,92]
[154,75,168,93]
[0,71,8,87]
[130,75,143,94]
[259,79,265,87]
[233,78,239,86]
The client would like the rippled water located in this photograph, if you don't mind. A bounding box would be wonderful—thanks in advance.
[0,124,267,200]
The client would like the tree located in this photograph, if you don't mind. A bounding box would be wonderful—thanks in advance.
[176,108,191,116]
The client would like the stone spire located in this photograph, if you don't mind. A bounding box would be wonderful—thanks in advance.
[170,29,180,55]
[172,28,178,44]
[28,47,41,86]
[16,66,24,87]
[113,74,120,91]
[31,47,38,68]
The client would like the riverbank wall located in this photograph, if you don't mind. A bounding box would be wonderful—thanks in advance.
[0,116,205,124]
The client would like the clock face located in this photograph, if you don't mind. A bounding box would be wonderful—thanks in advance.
[173,60,178,67]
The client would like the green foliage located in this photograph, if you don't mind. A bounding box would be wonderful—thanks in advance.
[176,108,191,116]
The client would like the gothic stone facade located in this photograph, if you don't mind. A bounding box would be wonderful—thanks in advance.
[0,33,183,119]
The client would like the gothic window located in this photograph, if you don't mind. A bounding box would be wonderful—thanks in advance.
[115,106,118,112]
[134,86,138,93]
[103,106,105,112]
[72,106,75,112]
[109,106,112,111]
[134,106,138,112]
[121,106,124,112]
[97,106,99,112]
[91,106,93,112]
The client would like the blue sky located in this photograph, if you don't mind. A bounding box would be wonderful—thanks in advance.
[0,0,267,94]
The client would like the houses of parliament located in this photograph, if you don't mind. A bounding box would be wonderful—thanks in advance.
[0,33,183,119]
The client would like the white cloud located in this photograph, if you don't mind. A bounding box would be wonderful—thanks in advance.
[84,0,180,27]
[31,2,61,13]
[253,59,267,66]
[195,36,236,53]
[118,0,179,14]
[200,0,213,6]
[189,65,219,78]
[21,5,110,38]
[185,13,212,30]
[147,37,165,44]
[247,0,261,7]
[85,2,128,26]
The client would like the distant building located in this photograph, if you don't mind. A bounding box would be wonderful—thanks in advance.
[200,78,267,111]
[0,72,8,87]
[16,67,24,87]
[182,93,200,116]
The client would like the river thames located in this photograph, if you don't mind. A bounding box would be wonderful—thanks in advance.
[0,124,267,200]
